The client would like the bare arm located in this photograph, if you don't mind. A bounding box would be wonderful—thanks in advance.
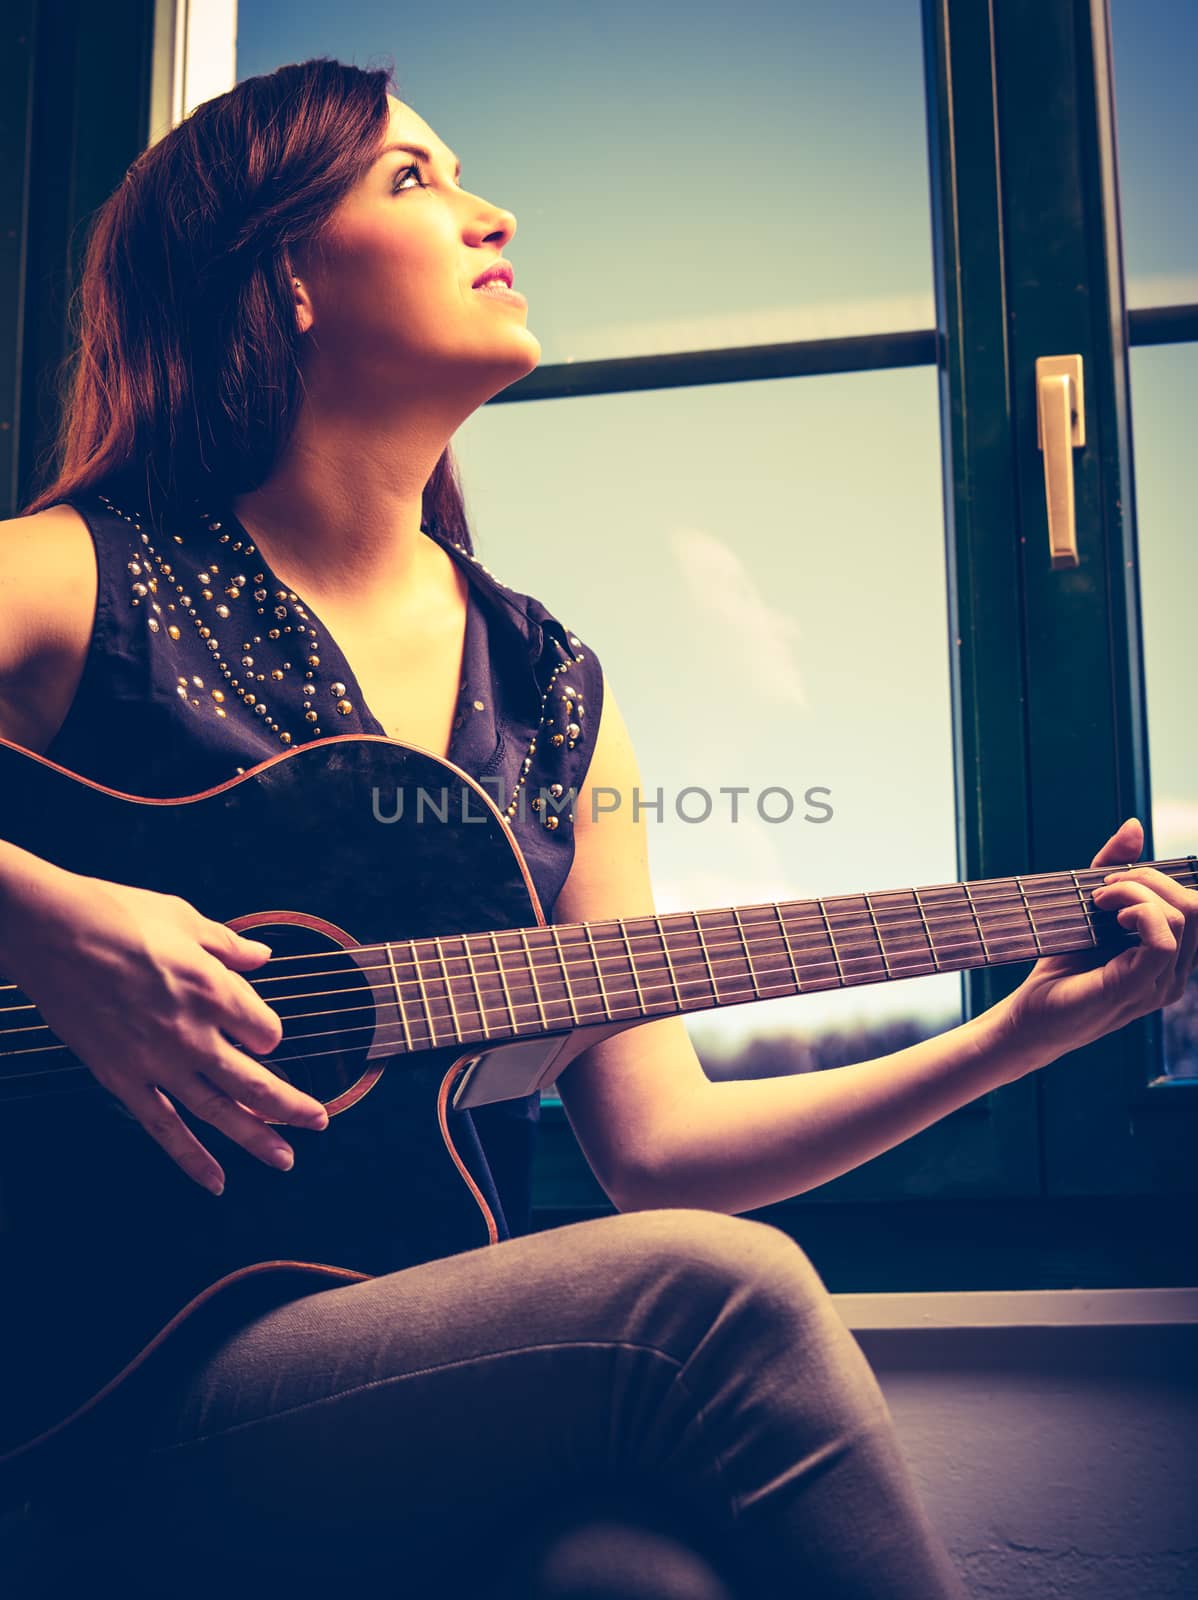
[0,506,329,1189]
[0,504,98,755]
[552,680,1195,1215]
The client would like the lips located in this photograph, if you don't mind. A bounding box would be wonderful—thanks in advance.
[472,261,514,290]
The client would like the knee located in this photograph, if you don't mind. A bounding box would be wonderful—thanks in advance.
[598,1209,889,1431]
[594,1207,830,1319]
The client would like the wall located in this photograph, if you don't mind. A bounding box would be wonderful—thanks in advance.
[843,1290,1198,1599]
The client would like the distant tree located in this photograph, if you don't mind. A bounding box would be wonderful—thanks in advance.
[1164,970,1198,1078]
[697,1013,959,1083]
[698,967,1198,1084]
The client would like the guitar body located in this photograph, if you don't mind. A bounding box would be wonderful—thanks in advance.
[0,734,564,1491]
[1,730,1188,1498]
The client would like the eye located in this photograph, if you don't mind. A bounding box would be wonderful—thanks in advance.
[392,162,427,194]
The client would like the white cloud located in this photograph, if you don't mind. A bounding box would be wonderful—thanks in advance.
[557,276,1196,365]
[669,526,807,709]
[559,281,1196,368]
[1126,273,1198,310]
[560,292,938,363]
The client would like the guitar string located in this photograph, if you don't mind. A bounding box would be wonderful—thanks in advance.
[0,893,1181,1084]
[0,855,1188,1003]
[0,926,1164,1090]
[154,856,1198,980]
[245,875,1186,999]
[186,882,1158,1021]
[0,876,1153,1050]
[0,934,1132,1094]
[0,870,1190,1049]
[0,865,1191,1025]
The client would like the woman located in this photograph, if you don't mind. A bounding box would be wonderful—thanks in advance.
[0,57,1193,1600]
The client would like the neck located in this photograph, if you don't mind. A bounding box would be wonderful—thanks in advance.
[230,399,456,603]
[375,856,1198,1053]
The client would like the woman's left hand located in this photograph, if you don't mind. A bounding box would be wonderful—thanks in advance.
[992,816,1198,1071]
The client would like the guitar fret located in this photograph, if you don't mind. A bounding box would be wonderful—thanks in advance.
[1041,873,1086,955]
[911,888,940,971]
[583,921,613,1020]
[961,883,990,962]
[549,926,581,1025]
[656,919,683,1009]
[1069,870,1096,943]
[410,941,439,1046]
[461,935,491,1039]
[692,912,720,1005]
[518,928,548,1031]
[618,918,646,1012]
[1014,875,1042,955]
[552,923,604,1023]
[773,904,802,990]
[816,899,846,986]
[385,941,414,1052]
[488,931,519,1034]
[863,892,890,978]
[731,906,760,997]
[432,936,463,1040]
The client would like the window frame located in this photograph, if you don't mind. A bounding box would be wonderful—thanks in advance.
[3,0,1195,1289]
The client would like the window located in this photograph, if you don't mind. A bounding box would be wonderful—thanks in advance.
[6,0,1193,1287]
[455,370,965,1084]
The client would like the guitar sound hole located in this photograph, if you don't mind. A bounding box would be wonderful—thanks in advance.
[245,922,377,1105]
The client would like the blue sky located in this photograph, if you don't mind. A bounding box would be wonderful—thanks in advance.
[231,0,1196,1059]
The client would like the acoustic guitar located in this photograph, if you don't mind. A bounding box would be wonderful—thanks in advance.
[0,731,1191,1495]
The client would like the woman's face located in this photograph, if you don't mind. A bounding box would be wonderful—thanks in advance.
[296,95,540,401]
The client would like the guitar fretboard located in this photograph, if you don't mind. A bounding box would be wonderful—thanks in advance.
[377,857,1196,1052]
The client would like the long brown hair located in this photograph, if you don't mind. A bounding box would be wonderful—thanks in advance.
[21,57,474,551]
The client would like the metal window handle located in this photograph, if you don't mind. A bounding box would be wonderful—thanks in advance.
[1035,354,1085,569]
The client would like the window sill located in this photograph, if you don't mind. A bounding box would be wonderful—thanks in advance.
[832,1285,1198,1329]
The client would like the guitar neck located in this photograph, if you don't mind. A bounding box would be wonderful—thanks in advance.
[383,856,1198,1052]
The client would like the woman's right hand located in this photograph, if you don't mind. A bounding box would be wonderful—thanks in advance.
[0,853,330,1195]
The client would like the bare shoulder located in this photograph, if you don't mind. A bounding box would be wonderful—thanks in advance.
[0,502,98,751]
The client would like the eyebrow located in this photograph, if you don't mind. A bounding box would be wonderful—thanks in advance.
[377,142,462,180]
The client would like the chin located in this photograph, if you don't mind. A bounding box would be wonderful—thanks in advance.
[495,327,542,376]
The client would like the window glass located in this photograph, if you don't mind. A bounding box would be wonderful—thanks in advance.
[453,367,964,1080]
[235,0,937,361]
[1110,0,1198,311]
[1127,341,1198,1077]
[232,2,961,1078]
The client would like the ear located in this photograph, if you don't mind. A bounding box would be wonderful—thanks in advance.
[291,274,312,336]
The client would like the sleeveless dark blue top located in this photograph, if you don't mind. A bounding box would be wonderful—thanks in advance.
[44,488,605,1241]
[0,488,607,1483]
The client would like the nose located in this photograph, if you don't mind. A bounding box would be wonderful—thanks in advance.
[469,197,517,250]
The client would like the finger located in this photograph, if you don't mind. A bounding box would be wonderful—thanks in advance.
[1100,864,1193,909]
[173,1059,301,1171]
[209,963,286,1059]
[205,1035,328,1129]
[1089,816,1144,872]
[1109,900,1183,993]
[1099,867,1198,1004]
[199,918,274,972]
[117,1082,226,1195]
[1093,879,1187,928]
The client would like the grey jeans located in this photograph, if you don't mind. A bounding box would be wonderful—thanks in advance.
[42,1209,966,1599]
